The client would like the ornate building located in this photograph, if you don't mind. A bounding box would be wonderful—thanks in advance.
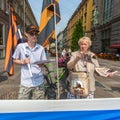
[67,0,95,48]
[0,0,38,59]
[92,0,120,53]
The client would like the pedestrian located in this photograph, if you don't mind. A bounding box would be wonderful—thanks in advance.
[13,24,47,99]
[45,48,49,58]
[115,53,120,61]
[61,48,66,57]
[67,36,113,99]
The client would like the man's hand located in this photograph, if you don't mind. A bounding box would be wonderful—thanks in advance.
[22,57,30,64]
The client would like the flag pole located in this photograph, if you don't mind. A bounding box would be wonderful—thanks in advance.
[17,26,33,77]
[23,0,26,33]
[53,2,60,99]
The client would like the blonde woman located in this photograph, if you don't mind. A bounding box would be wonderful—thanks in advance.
[67,36,113,99]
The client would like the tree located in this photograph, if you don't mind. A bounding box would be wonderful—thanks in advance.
[71,19,84,51]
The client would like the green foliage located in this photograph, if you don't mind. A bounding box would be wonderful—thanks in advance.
[71,19,84,51]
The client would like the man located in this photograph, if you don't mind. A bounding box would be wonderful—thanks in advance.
[13,25,47,99]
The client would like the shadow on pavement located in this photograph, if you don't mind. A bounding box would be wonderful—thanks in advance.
[0,71,8,82]
[111,87,120,92]
[0,75,8,82]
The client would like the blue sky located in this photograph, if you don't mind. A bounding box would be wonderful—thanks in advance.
[29,0,82,33]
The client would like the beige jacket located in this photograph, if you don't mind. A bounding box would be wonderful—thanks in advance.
[67,50,99,92]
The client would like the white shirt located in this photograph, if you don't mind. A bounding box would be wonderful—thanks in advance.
[13,43,47,87]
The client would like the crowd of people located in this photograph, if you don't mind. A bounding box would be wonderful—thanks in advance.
[97,52,120,61]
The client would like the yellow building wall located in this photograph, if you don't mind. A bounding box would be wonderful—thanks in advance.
[67,0,95,47]
[85,0,95,37]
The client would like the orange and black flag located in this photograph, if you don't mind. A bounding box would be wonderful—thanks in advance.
[4,6,18,76]
[38,0,61,47]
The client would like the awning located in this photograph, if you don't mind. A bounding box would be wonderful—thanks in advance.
[109,44,120,49]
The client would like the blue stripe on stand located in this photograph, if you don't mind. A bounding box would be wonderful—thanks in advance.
[0,110,120,120]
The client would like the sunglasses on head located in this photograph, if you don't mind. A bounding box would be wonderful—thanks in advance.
[29,32,38,36]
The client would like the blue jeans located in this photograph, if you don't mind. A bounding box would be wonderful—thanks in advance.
[67,91,94,99]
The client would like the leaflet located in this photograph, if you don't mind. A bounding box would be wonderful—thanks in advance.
[34,59,55,64]
[95,67,118,77]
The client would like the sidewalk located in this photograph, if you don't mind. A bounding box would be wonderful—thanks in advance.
[98,58,120,65]
[98,58,120,72]
[0,57,58,99]
[0,59,5,75]
[0,58,119,99]
[0,59,20,99]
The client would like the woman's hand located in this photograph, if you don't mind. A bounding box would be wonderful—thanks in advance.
[75,52,83,62]
[108,73,114,77]
[75,54,81,61]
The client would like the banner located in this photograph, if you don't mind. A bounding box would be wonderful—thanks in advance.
[4,6,18,76]
[0,98,120,120]
[38,0,61,46]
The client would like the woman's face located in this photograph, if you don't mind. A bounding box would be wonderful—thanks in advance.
[80,41,90,52]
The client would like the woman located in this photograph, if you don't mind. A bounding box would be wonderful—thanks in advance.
[67,36,112,99]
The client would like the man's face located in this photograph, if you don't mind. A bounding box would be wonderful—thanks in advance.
[25,31,38,43]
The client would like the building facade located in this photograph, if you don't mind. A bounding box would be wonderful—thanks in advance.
[0,0,38,59]
[62,27,68,48]
[57,31,63,49]
[63,0,120,54]
[67,0,95,48]
[92,0,120,53]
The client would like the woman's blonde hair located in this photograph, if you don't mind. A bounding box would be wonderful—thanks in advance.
[78,36,92,47]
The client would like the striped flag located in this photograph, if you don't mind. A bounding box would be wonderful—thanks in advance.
[38,0,61,47]
[4,6,18,76]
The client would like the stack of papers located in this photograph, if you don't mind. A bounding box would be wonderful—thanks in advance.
[34,59,55,64]
[95,67,118,77]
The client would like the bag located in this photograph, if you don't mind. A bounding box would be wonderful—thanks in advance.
[70,71,89,97]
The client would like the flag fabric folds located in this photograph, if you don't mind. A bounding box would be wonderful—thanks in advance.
[38,0,61,47]
[4,6,18,76]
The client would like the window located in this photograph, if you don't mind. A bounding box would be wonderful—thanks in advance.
[103,0,113,24]
[0,49,4,58]
[93,0,96,5]
[0,0,4,10]
[5,0,9,14]
[0,23,3,45]
[0,23,5,58]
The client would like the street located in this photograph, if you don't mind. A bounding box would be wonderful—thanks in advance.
[0,58,120,99]
[95,59,120,98]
